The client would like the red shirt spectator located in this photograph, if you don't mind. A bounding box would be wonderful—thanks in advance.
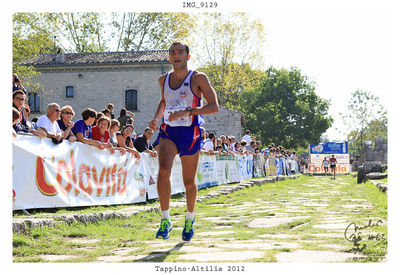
[92,125,110,143]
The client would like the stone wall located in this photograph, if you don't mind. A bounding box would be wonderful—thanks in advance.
[202,106,243,139]
[31,65,242,140]
[359,138,387,165]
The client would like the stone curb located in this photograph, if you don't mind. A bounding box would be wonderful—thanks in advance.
[12,174,300,234]
[370,180,387,193]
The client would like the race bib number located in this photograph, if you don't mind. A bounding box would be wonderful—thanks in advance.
[164,103,191,127]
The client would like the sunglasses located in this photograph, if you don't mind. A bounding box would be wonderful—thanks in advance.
[54,109,61,112]
[15,97,26,101]
[63,112,74,115]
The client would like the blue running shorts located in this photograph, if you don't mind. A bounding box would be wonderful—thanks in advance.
[158,123,202,157]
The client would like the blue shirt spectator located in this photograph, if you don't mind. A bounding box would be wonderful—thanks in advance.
[72,119,92,139]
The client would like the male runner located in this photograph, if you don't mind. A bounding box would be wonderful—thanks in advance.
[329,154,337,179]
[148,42,219,241]
[322,157,329,176]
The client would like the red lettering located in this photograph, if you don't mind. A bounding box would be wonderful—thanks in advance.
[117,168,128,195]
[92,167,106,197]
[105,167,112,196]
[111,164,117,195]
[56,160,72,195]
[70,150,79,196]
[78,163,92,195]
[104,164,118,196]
[35,156,58,196]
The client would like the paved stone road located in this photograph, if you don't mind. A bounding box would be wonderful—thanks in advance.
[13,175,387,263]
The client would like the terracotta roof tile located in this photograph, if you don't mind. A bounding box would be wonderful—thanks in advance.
[21,50,169,66]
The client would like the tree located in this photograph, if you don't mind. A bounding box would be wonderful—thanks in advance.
[190,13,265,107]
[197,62,264,108]
[341,90,387,155]
[12,12,194,96]
[111,13,194,52]
[239,66,332,148]
[39,12,193,53]
[13,13,55,92]
[191,13,265,68]
[44,13,108,52]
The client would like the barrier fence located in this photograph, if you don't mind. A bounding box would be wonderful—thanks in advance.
[13,136,298,210]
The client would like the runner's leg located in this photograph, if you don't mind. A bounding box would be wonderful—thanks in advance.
[157,138,178,211]
[181,151,200,213]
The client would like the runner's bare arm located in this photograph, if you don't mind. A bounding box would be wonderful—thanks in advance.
[191,72,219,116]
[148,75,166,130]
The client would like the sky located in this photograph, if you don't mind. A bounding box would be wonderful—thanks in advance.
[255,13,388,141]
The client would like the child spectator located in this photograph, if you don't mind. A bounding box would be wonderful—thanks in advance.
[72,108,104,150]
[109,119,120,147]
[92,116,115,154]
[108,119,126,155]
[107,103,115,119]
[101,108,112,118]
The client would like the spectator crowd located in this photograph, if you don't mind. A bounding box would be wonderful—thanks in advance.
[12,73,303,169]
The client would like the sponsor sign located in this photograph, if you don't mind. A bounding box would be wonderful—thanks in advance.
[13,136,262,209]
[308,141,351,174]
[310,142,348,154]
[13,136,146,210]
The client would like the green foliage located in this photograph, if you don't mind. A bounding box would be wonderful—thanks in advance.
[191,13,265,69]
[197,62,263,108]
[14,12,194,54]
[12,12,193,94]
[239,66,332,148]
[191,13,265,108]
[340,90,387,156]
[111,13,194,52]
[44,12,108,52]
[13,13,55,92]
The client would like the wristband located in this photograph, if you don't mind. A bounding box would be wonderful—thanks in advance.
[185,107,194,116]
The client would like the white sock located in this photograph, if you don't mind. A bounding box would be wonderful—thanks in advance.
[186,211,195,220]
[162,210,170,220]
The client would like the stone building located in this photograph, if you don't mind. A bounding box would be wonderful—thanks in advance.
[22,50,243,139]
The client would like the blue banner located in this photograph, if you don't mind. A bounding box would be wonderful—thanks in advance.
[310,141,348,155]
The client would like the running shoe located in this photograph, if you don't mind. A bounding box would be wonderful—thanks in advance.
[182,217,195,241]
[155,218,172,239]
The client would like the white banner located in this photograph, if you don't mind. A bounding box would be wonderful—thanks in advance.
[310,153,350,164]
[13,136,147,210]
[144,154,186,200]
[13,136,258,209]
[308,153,351,174]
[238,154,254,180]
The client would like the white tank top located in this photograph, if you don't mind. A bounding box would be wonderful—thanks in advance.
[163,70,203,127]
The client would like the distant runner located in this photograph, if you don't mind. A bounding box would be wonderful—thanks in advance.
[322,157,329,176]
[148,42,219,241]
[329,154,337,179]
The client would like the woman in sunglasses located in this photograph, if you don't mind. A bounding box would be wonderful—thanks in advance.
[57,105,77,142]
[116,124,140,159]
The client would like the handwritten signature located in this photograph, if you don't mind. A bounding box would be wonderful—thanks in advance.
[344,219,386,253]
